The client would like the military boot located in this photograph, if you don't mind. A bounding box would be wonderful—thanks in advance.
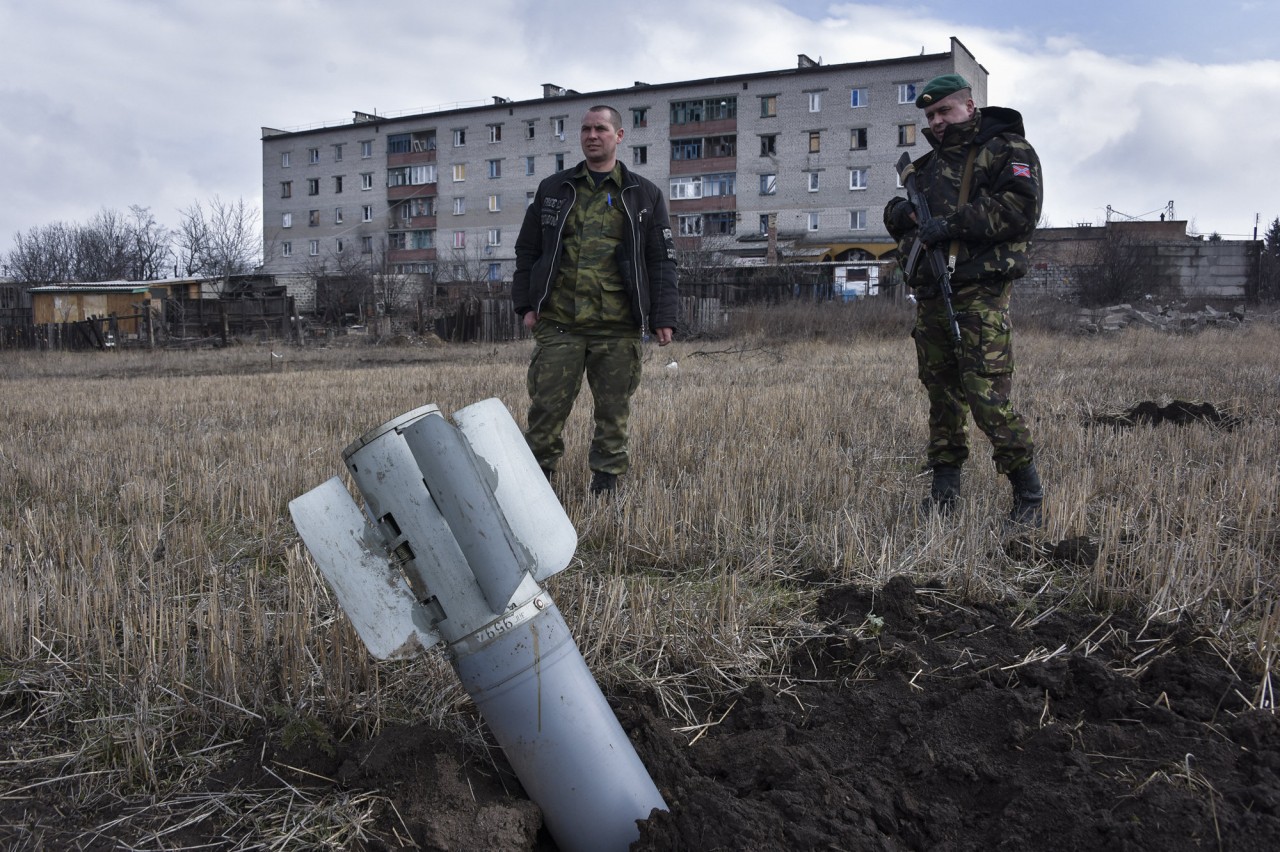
[589,471,618,495]
[921,465,961,515]
[1007,463,1045,527]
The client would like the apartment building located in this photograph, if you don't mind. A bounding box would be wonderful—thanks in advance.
[260,38,986,309]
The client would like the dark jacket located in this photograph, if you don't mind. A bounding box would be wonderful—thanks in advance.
[513,161,679,333]
[885,106,1042,290]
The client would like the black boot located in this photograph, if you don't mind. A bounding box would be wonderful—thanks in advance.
[922,465,961,514]
[589,471,618,495]
[1007,463,1044,527]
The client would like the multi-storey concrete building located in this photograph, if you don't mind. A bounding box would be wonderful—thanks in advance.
[260,38,986,311]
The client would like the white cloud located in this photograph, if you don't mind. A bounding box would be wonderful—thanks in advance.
[0,0,1276,248]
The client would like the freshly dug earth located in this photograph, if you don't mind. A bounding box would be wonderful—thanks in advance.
[8,576,1278,850]
[224,576,1279,850]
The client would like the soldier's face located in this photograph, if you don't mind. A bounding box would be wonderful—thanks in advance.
[581,110,623,165]
[924,91,975,138]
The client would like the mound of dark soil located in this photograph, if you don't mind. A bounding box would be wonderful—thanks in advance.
[1089,399,1240,430]
[7,577,1277,850]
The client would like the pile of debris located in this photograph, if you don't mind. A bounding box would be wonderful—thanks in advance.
[1075,302,1247,333]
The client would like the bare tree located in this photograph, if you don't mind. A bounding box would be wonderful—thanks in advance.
[5,206,171,285]
[175,196,262,285]
[1072,229,1173,306]
[6,222,77,283]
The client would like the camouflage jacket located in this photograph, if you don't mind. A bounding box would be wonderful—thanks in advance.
[885,107,1042,291]
[513,160,679,333]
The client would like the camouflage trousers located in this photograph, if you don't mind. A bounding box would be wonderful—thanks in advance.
[525,325,642,475]
[912,281,1035,474]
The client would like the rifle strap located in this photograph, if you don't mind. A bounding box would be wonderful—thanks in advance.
[947,146,979,273]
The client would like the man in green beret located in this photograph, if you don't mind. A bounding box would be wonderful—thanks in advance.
[883,73,1045,525]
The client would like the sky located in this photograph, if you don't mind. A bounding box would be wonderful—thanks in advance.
[2,0,1278,256]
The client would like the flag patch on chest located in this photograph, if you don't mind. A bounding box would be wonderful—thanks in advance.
[1011,163,1032,178]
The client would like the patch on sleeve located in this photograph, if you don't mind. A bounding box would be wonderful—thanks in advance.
[662,227,676,260]
[1011,163,1033,179]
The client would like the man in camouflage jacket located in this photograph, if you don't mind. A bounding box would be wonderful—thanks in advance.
[513,105,679,495]
[883,74,1044,524]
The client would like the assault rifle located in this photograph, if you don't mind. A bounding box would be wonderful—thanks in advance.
[895,152,962,352]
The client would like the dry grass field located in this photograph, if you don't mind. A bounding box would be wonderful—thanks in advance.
[1,298,1277,849]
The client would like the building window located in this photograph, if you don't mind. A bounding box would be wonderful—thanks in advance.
[453,128,466,147]
[555,153,565,170]
[758,214,771,235]
[633,146,647,165]
[333,175,344,193]
[849,209,867,230]
[453,197,466,215]
[552,117,565,139]
[281,151,291,168]
[898,82,922,104]
[703,173,735,197]
[362,205,373,222]
[670,176,702,200]
[807,212,820,231]
[453,231,466,249]
[760,95,777,118]
[488,124,502,143]
[678,214,702,237]
[632,108,648,128]
[850,128,868,150]
[307,178,319,196]
[898,124,917,146]
[309,239,320,256]
[411,230,434,249]
[488,262,501,281]
[308,209,320,226]
[361,173,373,190]
[808,131,821,153]
[308,147,320,164]
[453,164,466,182]
[281,181,292,198]
[526,120,536,139]
[807,91,822,112]
[760,134,776,156]
[282,241,292,257]
[335,239,344,254]
[525,156,536,175]
[361,236,373,253]
[281,213,292,228]
[333,143,343,161]
[705,211,736,235]
[334,208,343,224]
[671,97,736,124]
[850,88,868,108]
[487,228,501,247]
[410,164,437,184]
[849,168,868,190]
[388,134,411,154]
[487,159,501,179]
[488,194,501,212]
[808,172,820,192]
[760,174,777,195]
[526,191,536,206]
[360,140,373,158]
[672,139,702,160]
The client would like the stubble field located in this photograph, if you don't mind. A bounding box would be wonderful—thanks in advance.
[1,300,1278,850]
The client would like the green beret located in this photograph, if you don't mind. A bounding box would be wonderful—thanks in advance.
[915,74,971,108]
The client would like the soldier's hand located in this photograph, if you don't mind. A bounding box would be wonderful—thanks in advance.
[918,217,954,246]
[522,311,539,330]
[655,327,673,346]
[884,197,916,232]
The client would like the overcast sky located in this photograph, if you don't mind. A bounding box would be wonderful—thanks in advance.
[2,0,1277,255]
